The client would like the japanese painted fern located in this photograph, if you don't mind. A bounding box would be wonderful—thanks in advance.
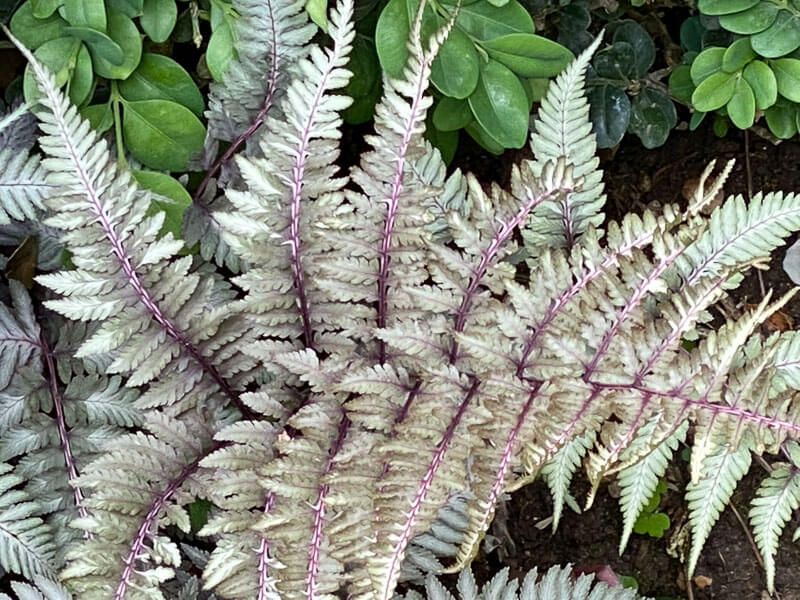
[3,0,800,598]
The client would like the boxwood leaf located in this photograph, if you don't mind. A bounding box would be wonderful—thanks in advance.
[690,47,725,85]
[628,88,676,149]
[691,71,736,111]
[31,0,61,18]
[742,60,777,109]
[10,1,67,49]
[375,0,409,78]
[765,102,798,138]
[132,170,192,238]
[719,2,779,34]
[680,16,704,52]
[697,0,759,16]
[721,37,754,73]
[206,19,235,81]
[431,26,479,99]
[425,124,458,164]
[465,120,504,154]
[727,78,755,128]
[342,37,381,124]
[669,65,695,103]
[612,20,655,77]
[140,0,177,43]
[107,0,143,16]
[122,99,206,171]
[67,42,93,106]
[468,59,528,148]
[64,26,125,65]
[62,0,106,30]
[751,11,800,58]
[89,13,141,79]
[689,110,706,131]
[456,0,534,41]
[80,102,113,132]
[588,84,631,148]
[433,96,472,131]
[772,58,800,103]
[481,33,573,79]
[119,53,204,116]
[594,41,635,80]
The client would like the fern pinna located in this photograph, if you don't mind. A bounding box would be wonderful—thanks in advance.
[2,0,800,597]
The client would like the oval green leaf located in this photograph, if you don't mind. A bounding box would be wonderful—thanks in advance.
[669,64,695,104]
[456,0,534,41]
[433,96,473,131]
[375,0,410,78]
[765,103,798,138]
[742,60,777,109]
[697,0,759,16]
[64,25,124,65]
[10,2,67,50]
[465,120,504,154]
[612,20,655,77]
[594,41,636,80]
[140,0,177,43]
[107,0,143,16]
[719,2,779,34]
[772,58,800,103]
[206,19,235,81]
[67,42,93,106]
[691,71,736,111]
[751,11,800,58]
[122,99,206,171]
[23,36,80,103]
[481,33,573,79]
[690,47,725,85]
[721,37,754,73]
[31,0,61,18]
[80,102,113,132]
[587,84,631,148]
[89,13,141,79]
[727,78,755,129]
[467,59,529,149]
[119,53,204,116]
[431,26,479,99]
[132,170,192,238]
[305,0,328,31]
[62,0,106,30]
[628,88,676,149]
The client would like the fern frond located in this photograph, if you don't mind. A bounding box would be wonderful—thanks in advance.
[541,429,596,531]
[0,148,53,225]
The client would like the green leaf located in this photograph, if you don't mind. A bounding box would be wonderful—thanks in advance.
[765,102,798,138]
[64,26,125,66]
[67,42,93,106]
[587,84,631,148]
[31,0,61,18]
[727,78,755,128]
[80,102,113,132]
[742,60,777,109]
[669,64,695,103]
[612,20,655,77]
[342,37,381,124]
[431,27,479,99]
[633,512,670,537]
[721,37,755,73]
[772,58,800,102]
[468,59,529,148]
[188,498,212,533]
[689,109,707,130]
[433,96,472,131]
[10,2,67,50]
[119,54,204,117]
[23,37,81,103]
[425,124,458,165]
[697,0,759,16]
[140,0,177,43]
[375,0,409,78]
[89,13,142,80]
[719,2,779,34]
[751,11,800,58]
[690,47,725,85]
[628,88,676,149]
[691,71,736,111]
[132,170,192,238]
[62,0,106,30]
[107,0,143,16]
[713,114,729,136]
[122,99,206,171]
[455,0,534,41]
[593,41,636,79]
[465,120,504,154]
[305,0,328,32]
[481,34,573,79]
[206,19,235,81]
[680,16,704,52]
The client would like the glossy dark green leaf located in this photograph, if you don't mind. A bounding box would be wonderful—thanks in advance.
[727,78,755,128]
[431,27,479,99]
[669,65,695,103]
[692,71,736,111]
[10,2,67,49]
[697,0,759,16]
[206,19,235,81]
[140,0,177,42]
[63,0,106,30]
[690,47,725,85]
[751,11,800,58]
[80,102,113,132]
[132,170,192,238]
[456,0,534,41]
[765,103,798,138]
[468,59,529,148]
[465,120,504,154]
[481,33,573,79]
[612,20,655,77]
[122,99,206,171]
[718,2,779,34]
[680,16,704,52]
[628,88,676,149]
[89,13,141,79]
[425,124,458,164]
[119,54,204,116]
[772,58,800,103]
[433,96,472,131]
[342,37,381,124]
[742,60,777,109]
[594,41,635,80]
[587,84,631,148]
[375,0,409,78]
[65,26,125,65]
[721,37,754,73]
[31,0,61,18]
[558,3,590,34]
[67,43,93,106]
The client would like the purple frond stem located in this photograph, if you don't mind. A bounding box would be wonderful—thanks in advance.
[257,492,276,600]
[380,379,479,600]
[40,332,92,535]
[194,1,279,202]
